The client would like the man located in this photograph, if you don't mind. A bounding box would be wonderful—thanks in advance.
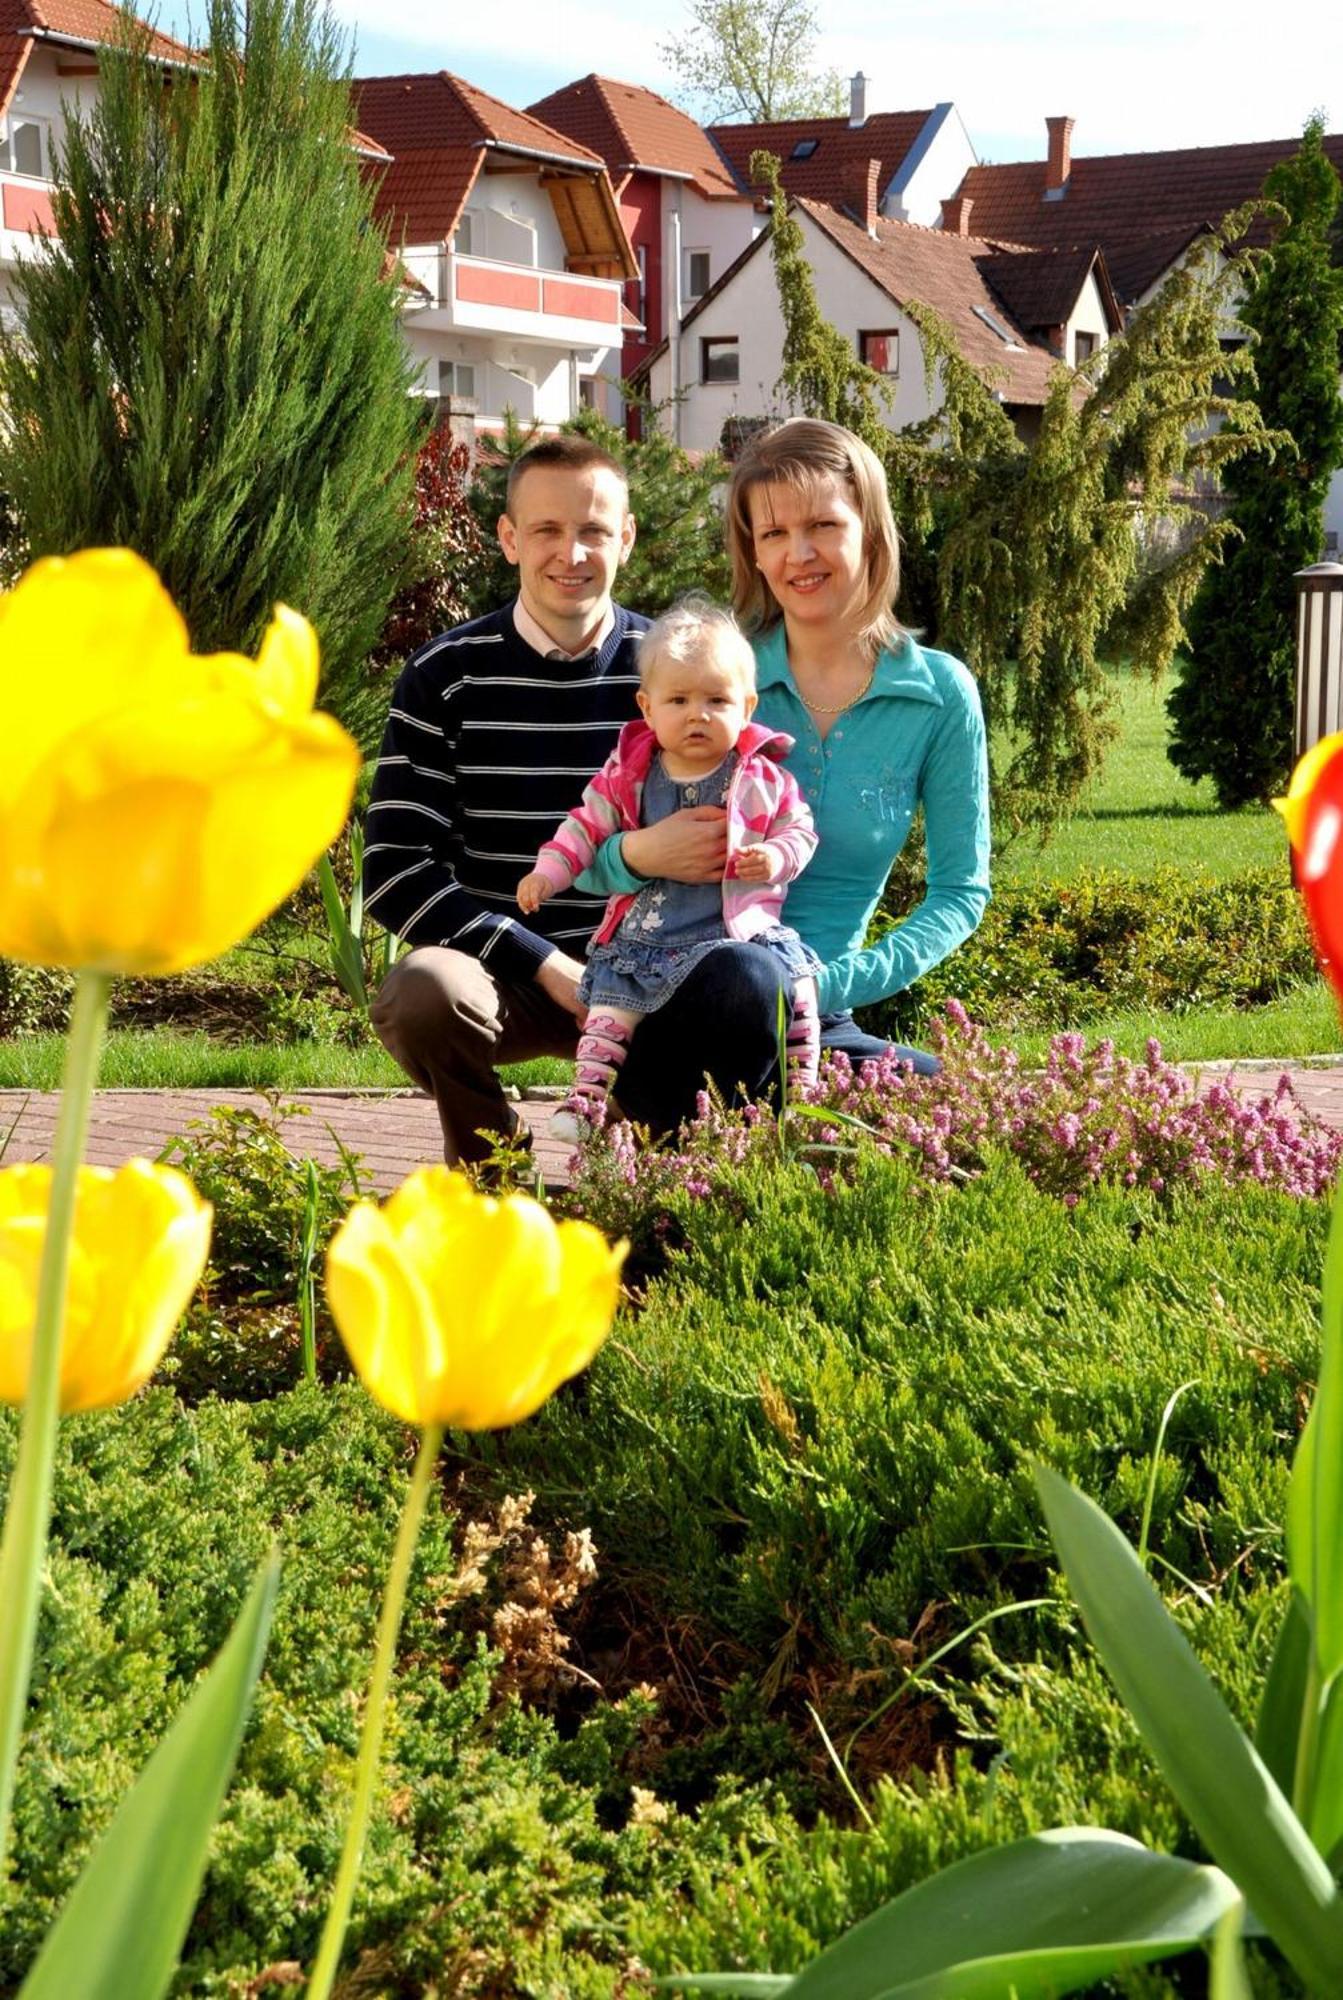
[363,433,787,1166]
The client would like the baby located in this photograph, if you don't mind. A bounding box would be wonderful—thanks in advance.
[518,596,821,1140]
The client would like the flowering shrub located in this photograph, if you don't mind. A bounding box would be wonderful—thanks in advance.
[571,1002,1340,1241]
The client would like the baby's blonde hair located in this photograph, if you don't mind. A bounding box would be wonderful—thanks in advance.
[639,593,757,692]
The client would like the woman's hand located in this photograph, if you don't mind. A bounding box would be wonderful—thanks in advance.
[622,807,728,883]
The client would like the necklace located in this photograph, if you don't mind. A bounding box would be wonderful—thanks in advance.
[800,667,876,716]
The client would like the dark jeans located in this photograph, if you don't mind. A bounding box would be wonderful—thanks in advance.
[819,1011,941,1078]
[371,940,789,1164]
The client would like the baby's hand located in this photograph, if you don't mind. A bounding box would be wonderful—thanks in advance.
[517,871,554,915]
[733,842,779,884]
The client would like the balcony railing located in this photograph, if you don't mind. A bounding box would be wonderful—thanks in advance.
[399,248,622,347]
[0,174,56,258]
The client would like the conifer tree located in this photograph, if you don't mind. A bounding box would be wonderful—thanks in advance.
[754,162,1277,831]
[0,0,420,741]
[1167,119,1343,806]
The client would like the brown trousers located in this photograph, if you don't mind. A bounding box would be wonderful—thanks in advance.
[370,947,579,1166]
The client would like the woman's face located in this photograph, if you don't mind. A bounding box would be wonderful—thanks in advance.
[747,475,868,630]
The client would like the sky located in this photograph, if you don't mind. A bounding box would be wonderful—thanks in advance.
[155,0,1330,165]
[287,0,1327,165]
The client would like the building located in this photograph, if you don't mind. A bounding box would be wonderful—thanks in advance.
[0,0,197,314]
[353,71,638,435]
[527,72,754,419]
[635,192,1119,455]
[948,116,1343,543]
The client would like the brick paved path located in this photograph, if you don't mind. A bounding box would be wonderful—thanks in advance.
[3,1059,1343,1194]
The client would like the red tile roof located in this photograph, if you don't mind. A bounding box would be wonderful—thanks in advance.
[954,131,1343,296]
[0,0,197,122]
[976,243,1120,337]
[527,73,741,200]
[709,109,932,208]
[798,200,1063,405]
[353,71,608,246]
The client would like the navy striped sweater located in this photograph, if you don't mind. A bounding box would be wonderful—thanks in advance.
[362,601,649,984]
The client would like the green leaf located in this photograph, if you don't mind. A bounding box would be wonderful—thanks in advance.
[1209,1902,1252,2000]
[1287,1180,1343,1683]
[1255,1588,1311,1797]
[1308,1670,1343,1862]
[741,1830,1236,2000]
[1036,1466,1343,1992]
[20,1556,278,2000]
[657,1981,790,1996]
[316,852,367,1008]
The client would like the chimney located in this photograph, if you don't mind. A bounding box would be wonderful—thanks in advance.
[1045,115,1074,200]
[845,156,880,236]
[940,193,974,237]
[849,71,868,127]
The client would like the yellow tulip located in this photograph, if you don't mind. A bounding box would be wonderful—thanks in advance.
[326,1168,626,1429]
[0,548,359,975]
[0,1159,212,1412]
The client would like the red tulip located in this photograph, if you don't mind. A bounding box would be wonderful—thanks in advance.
[1279,733,1343,998]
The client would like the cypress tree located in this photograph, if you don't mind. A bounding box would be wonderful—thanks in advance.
[0,0,420,740]
[1167,119,1343,806]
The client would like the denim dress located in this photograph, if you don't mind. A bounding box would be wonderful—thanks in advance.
[579,752,818,1017]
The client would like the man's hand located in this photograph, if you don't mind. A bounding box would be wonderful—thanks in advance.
[732,840,781,885]
[517,870,554,915]
[534,949,587,1020]
[622,806,727,884]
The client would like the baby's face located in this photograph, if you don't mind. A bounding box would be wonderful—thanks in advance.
[637,644,757,772]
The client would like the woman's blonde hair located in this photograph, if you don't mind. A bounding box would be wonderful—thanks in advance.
[725,419,905,665]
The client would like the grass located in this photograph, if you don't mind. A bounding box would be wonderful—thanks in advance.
[0,1028,573,1094]
[1004,983,1339,1067]
[993,667,1285,886]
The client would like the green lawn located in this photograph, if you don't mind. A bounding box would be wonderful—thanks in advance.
[993,668,1286,885]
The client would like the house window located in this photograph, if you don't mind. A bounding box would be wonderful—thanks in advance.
[701,336,739,384]
[685,249,711,300]
[627,244,647,326]
[790,138,819,160]
[0,114,50,179]
[1073,330,1097,365]
[451,212,474,256]
[578,375,597,409]
[860,329,899,376]
[439,360,477,401]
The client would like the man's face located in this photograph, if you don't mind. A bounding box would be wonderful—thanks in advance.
[497,463,635,648]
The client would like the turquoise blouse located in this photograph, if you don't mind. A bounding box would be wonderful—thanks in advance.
[581,623,991,1015]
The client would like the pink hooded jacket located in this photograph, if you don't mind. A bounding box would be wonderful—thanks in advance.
[532,718,818,948]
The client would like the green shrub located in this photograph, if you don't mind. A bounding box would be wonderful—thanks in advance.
[866,865,1313,1040]
[495,1150,1319,1715]
[0,1385,745,1996]
[0,959,73,1038]
[160,1097,363,1401]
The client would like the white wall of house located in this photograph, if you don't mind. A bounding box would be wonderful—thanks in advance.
[1065,268,1112,363]
[455,169,570,272]
[885,102,977,227]
[674,184,758,326]
[2,44,99,176]
[646,213,943,454]
[402,324,585,426]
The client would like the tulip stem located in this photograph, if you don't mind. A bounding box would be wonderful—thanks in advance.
[306,1421,444,2000]
[0,969,109,1867]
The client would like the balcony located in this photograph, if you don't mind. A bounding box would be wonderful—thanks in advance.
[0,174,56,266]
[398,248,622,350]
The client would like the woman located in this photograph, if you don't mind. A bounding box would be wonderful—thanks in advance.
[589,418,990,1073]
